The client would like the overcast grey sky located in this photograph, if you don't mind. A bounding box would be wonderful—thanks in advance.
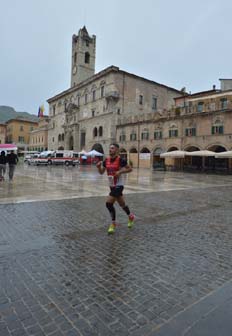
[1,0,232,115]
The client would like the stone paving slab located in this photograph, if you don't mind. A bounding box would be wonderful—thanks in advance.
[1,185,232,335]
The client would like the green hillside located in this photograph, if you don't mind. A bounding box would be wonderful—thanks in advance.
[0,106,39,123]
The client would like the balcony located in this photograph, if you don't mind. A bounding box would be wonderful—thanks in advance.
[105,91,120,100]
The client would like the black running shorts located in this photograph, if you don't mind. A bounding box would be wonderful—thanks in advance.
[109,186,124,197]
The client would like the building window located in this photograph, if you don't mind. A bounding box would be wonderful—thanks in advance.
[169,129,178,137]
[119,134,126,142]
[86,40,89,47]
[139,95,143,105]
[212,125,224,134]
[141,131,149,140]
[152,97,157,110]
[30,126,33,131]
[220,98,227,109]
[52,137,54,142]
[99,126,103,136]
[85,52,90,64]
[81,132,86,148]
[130,133,137,141]
[93,127,98,137]
[20,125,24,131]
[197,102,204,112]
[92,109,95,117]
[100,86,105,98]
[85,94,88,104]
[53,105,56,115]
[185,128,196,136]
[77,96,80,106]
[18,136,24,143]
[74,52,77,63]
[154,130,162,139]
[92,90,96,101]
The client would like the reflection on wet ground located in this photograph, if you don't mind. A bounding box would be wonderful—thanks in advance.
[1,163,232,204]
[1,165,232,335]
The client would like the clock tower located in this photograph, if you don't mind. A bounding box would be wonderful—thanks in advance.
[71,26,96,87]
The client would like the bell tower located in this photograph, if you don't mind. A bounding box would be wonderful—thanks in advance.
[71,26,96,87]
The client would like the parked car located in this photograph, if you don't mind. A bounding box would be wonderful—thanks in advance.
[24,151,40,163]
[28,151,54,165]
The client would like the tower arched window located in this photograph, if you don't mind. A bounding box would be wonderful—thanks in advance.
[58,134,61,141]
[74,52,77,63]
[93,127,98,138]
[85,52,90,64]
[99,126,103,137]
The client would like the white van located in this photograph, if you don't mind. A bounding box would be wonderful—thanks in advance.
[48,151,79,166]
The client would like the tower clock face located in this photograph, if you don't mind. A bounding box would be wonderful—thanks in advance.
[72,66,77,75]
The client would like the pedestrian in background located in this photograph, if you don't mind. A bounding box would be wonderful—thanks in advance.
[0,151,7,181]
[7,150,18,181]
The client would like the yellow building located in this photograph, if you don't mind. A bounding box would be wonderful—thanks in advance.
[6,119,38,152]
[29,116,49,152]
[0,123,6,144]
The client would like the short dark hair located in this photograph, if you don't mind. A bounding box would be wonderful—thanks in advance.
[110,143,119,149]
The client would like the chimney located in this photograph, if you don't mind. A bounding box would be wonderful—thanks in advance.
[212,85,216,90]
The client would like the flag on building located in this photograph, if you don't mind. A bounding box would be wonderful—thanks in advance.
[38,105,45,117]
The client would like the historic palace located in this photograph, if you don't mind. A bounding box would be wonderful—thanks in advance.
[47,27,232,171]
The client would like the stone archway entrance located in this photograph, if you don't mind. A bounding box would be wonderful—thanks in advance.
[140,147,151,168]
[119,148,127,160]
[129,148,138,168]
[153,148,165,170]
[207,145,228,172]
[91,143,104,154]
[184,146,201,170]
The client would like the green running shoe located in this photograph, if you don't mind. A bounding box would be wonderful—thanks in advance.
[108,224,116,234]
[128,214,135,228]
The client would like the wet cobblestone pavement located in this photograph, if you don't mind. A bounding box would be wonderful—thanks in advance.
[1,166,232,335]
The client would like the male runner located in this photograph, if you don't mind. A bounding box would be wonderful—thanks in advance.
[96,143,135,234]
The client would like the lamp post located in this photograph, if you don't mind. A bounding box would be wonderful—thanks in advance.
[137,122,140,169]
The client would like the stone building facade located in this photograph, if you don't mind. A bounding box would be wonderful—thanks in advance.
[29,116,49,152]
[47,27,183,155]
[116,80,232,169]
[0,123,6,144]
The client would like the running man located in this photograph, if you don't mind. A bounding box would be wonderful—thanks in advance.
[96,143,135,234]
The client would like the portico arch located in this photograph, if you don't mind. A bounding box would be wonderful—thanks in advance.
[91,143,104,154]
[119,147,127,160]
[207,144,228,171]
[153,147,165,170]
[129,147,138,167]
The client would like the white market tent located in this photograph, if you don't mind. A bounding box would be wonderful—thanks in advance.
[215,151,232,158]
[160,150,186,158]
[87,149,104,156]
[185,150,216,157]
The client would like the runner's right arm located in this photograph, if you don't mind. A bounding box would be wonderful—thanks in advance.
[96,161,106,174]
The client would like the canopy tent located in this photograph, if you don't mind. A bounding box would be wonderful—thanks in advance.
[87,149,104,156]
[160,150,186,158]
[185,150,216,157]
[0,144,18,151]
[78,149,89,155]
[215,151,232,158]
